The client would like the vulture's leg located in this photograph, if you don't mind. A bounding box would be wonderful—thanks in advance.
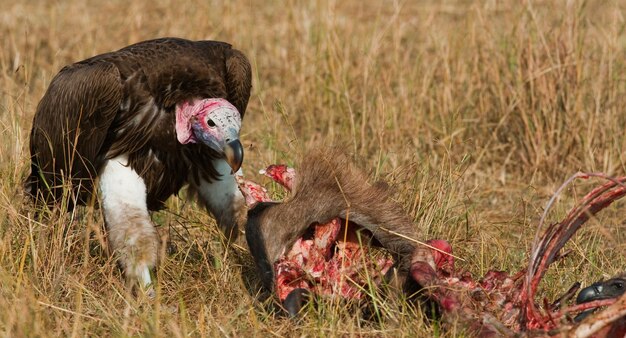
[99,155,158,294]
[192,159,246,243]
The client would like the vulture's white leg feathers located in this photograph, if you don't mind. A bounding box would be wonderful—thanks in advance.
[192,159,246,242]
[99,155,157,290]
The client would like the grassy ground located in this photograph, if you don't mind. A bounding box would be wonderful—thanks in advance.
[1,0,626,336]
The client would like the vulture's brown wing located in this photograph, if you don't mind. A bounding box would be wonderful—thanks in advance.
[27,61,123,208]
[224,48,252,118]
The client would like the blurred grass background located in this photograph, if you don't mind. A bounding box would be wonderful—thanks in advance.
[1,0,626,336]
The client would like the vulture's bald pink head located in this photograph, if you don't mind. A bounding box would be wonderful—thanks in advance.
[176,98,243,172]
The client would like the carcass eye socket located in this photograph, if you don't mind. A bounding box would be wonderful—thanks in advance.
[207,119,216,127]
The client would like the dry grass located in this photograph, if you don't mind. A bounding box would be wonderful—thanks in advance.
[1,0,626,336]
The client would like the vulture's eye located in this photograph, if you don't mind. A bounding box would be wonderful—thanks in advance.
[614,281,624,290]
[207,119,216,127]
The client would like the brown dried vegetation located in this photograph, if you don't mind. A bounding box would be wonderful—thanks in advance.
[1,1,626,336]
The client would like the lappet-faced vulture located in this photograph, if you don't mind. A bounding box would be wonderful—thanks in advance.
[25,37,252,290]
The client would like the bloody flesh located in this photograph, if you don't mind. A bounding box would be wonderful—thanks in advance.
[238,170,394,302]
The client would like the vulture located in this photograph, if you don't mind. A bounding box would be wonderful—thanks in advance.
[25,37,252,289]
[576,274,626,304]
[574,273,626,322]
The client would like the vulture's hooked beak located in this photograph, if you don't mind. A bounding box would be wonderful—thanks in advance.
[576,282,606,304]
[224,139,244,173]
[574,277,626,322]
[576,278,626,304]
[193,121,244,174]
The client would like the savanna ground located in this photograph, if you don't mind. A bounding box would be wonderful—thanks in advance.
[1,0,626,336]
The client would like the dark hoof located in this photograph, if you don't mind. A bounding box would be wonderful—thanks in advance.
[283,288,311,317]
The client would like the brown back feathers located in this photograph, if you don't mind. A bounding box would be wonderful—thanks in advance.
[26,38,252,210]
